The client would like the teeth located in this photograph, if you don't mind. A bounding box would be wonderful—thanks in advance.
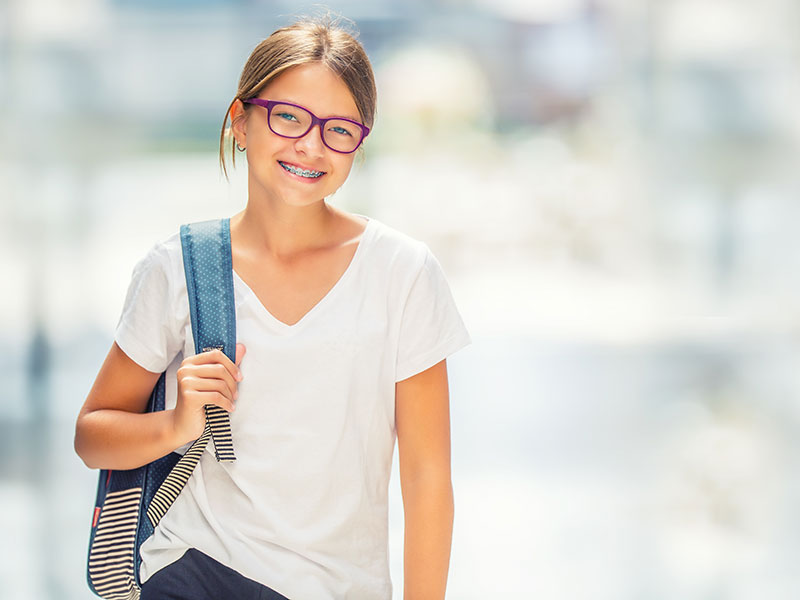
[280,161,323,178]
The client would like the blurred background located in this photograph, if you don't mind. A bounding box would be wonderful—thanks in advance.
[2,0,800,598]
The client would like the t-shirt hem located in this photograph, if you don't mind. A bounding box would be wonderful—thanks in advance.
[395,329,472,382]
[115,326,166,374]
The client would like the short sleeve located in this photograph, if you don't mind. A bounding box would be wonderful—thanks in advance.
[114,241,186,374]
[395,244,472,382]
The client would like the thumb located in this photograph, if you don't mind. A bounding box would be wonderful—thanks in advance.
[235,343,246,367]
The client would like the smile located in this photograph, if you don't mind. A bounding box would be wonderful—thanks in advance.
[278,161,325,179]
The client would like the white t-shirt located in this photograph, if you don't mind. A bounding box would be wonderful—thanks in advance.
[114,214,471,599]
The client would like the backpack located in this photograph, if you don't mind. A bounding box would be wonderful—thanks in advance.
[86,218,238,600]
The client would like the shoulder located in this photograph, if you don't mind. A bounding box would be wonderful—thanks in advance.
[129,229,184,287]
[138,230,181,266]
[365,216,429,275]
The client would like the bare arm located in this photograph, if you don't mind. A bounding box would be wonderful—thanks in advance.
[396,359,454,600]
[74,341,244,470]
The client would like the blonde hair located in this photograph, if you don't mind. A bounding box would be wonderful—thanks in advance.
[219,14,377,180]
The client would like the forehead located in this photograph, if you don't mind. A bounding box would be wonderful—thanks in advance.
[259,63,360,121]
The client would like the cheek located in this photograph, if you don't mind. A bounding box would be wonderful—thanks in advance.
[333,156,356,180]
[247,133,288,167]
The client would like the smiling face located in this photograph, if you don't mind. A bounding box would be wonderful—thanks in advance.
[232,62,362,209]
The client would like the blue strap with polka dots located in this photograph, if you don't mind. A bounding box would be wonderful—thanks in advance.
[180,218,237,367]
[178,218,237,462]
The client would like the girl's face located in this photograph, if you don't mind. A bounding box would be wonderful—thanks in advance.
[234,62,362,208]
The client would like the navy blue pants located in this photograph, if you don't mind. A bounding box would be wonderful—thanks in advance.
[140,548,289,600]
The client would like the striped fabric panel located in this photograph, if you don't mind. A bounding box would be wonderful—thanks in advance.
[205,404,236,461]
[146,426,211,528]
[88,488,143,600]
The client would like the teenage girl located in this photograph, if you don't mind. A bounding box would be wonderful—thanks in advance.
[75,16,471,600]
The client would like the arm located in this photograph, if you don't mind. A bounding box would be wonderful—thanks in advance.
[74,342,243,470]
[395,358,454,600]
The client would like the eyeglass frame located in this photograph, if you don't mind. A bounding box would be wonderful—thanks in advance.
[241,98,371,154]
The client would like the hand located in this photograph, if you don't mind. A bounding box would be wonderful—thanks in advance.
[172,343,246,445]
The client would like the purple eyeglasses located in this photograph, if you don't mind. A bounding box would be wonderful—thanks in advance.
[242,99,370,154]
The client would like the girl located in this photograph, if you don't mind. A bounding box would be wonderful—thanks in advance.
[75,15,471,600]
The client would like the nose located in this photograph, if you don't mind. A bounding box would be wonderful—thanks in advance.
[294,123,326,157]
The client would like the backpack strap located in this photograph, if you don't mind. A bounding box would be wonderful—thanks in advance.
[179,218,237,462]
[146,218,237,528]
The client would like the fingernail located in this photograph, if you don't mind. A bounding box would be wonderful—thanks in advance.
[236,371,243,381]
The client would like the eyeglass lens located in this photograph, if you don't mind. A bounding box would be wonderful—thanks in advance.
[269,103,363,153]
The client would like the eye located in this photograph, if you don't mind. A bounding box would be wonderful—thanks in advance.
[329,125,354,137]
[276,111,299,122]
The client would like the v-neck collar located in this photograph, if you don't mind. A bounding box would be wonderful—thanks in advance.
[231,215,375,333]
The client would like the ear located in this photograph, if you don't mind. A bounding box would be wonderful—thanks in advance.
[229,99,248,144]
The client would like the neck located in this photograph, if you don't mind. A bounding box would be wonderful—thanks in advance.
[231,194,338,261]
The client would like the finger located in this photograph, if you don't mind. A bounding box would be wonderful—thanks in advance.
[190,348,242,384]
[182,374,232,399]
[183,363,238,399]
[234,343,246,379]
[184,389,236,413]
[182,380,236,412]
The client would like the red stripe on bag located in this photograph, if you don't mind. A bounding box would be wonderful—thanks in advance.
[92,507,101,528]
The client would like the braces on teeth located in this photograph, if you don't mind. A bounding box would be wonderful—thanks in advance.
[280,162,323,178]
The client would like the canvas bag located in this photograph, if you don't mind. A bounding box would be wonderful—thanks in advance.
[86,218,237,600]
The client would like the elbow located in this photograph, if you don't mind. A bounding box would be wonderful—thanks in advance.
[402,470,454,525]
[74,412,99,470]
[74,441,95,470]
[402,465,454,504]
[401,458,452,489]
[74,423,91,468]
